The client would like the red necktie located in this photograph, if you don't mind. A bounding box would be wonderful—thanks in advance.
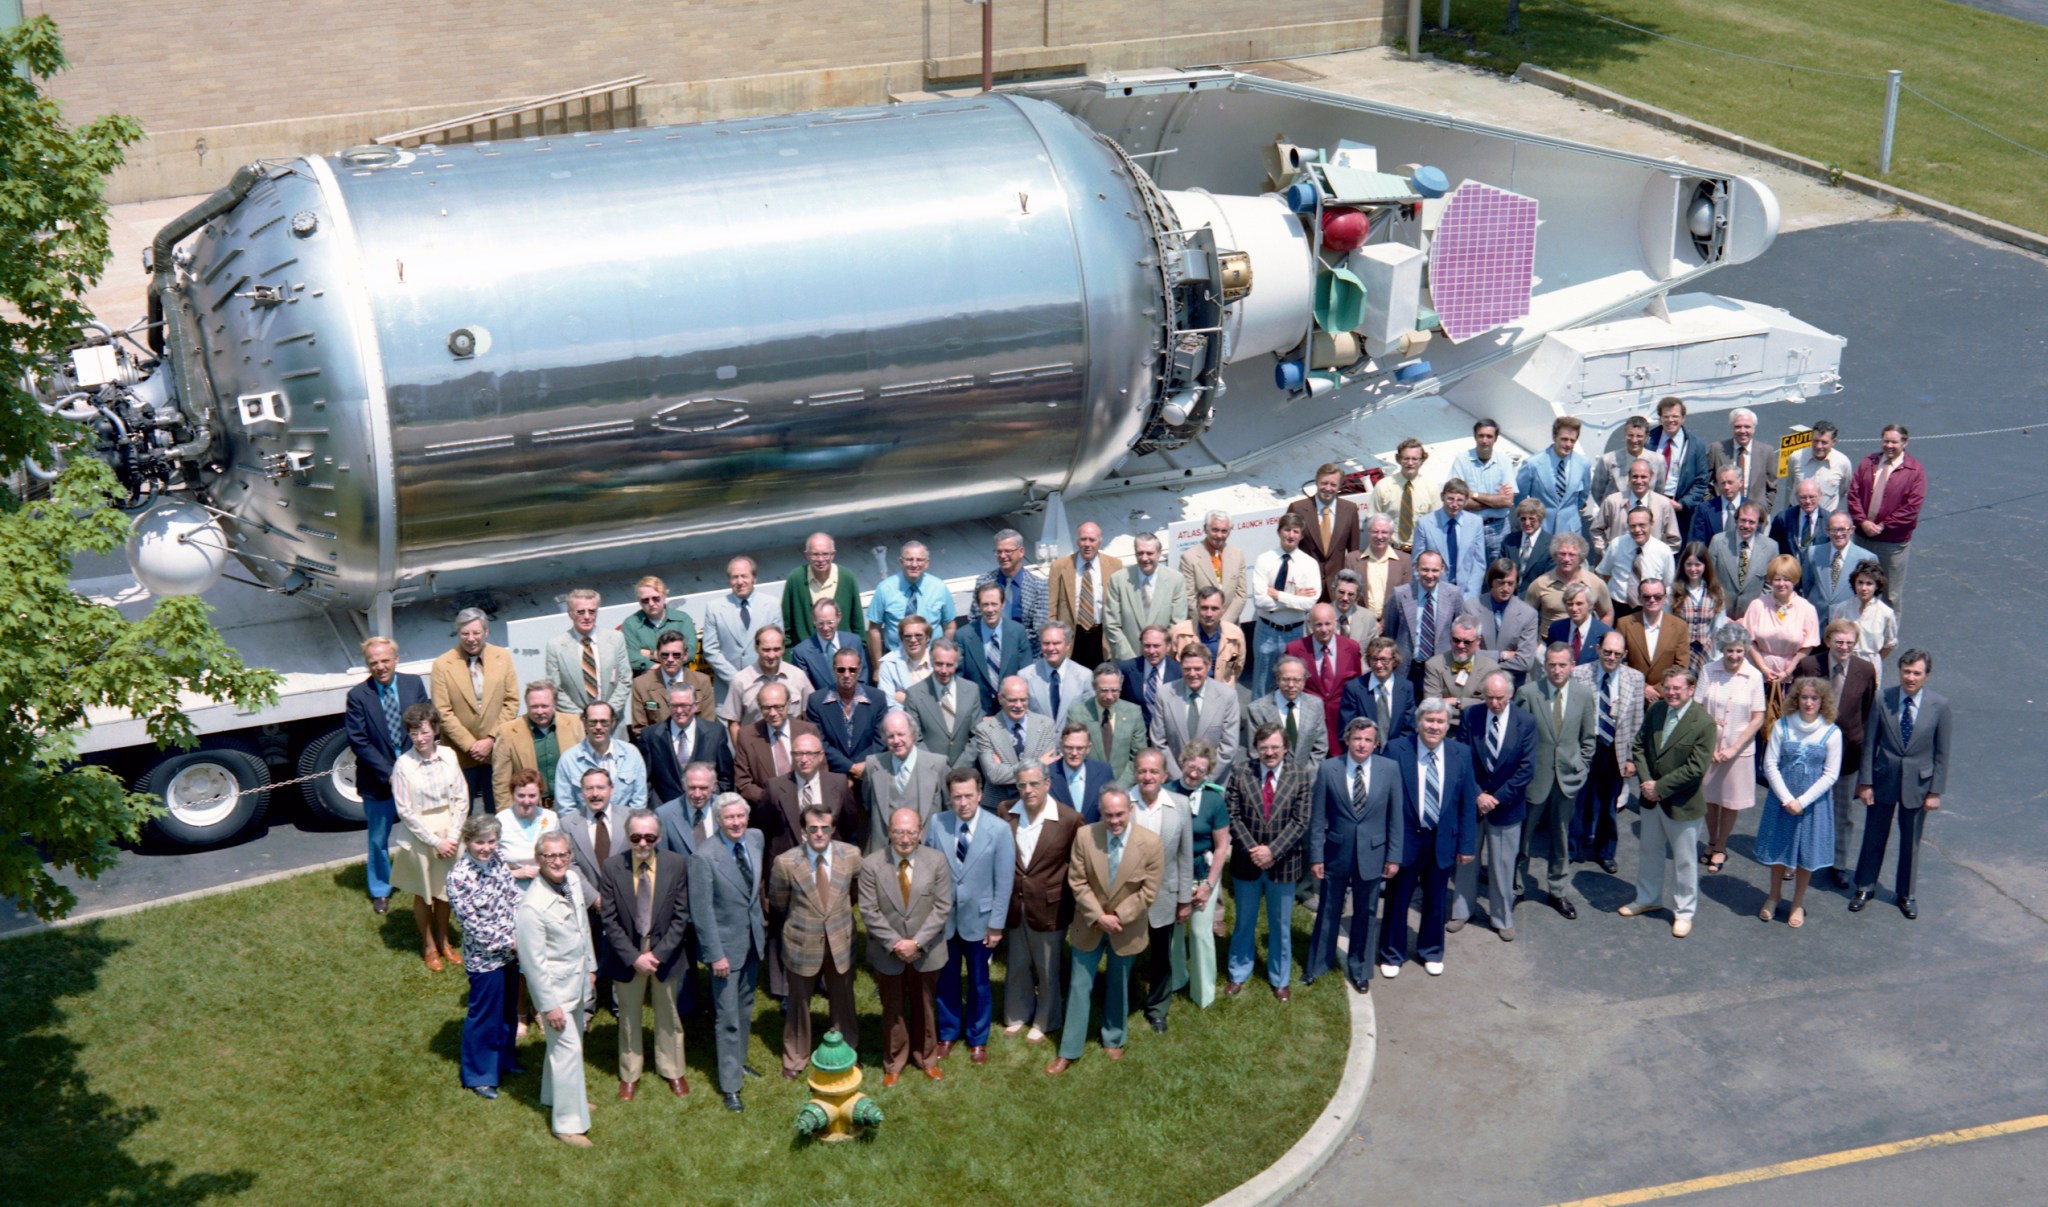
[1261,770,1275,819]
[1571,629,1583,663]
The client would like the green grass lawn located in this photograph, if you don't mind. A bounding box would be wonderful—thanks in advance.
[0,865,1347,1206]
[1422,0,2048,234]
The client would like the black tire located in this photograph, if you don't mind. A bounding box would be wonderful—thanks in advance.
[296,727,365,824]
[141,747,271,848]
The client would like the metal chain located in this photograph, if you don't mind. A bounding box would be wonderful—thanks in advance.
[171,765,337,809]
[1838,423,2040,444]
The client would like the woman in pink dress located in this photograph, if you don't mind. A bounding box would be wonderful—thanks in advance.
[1697,625,1766,873]
[1743,555,1822,726]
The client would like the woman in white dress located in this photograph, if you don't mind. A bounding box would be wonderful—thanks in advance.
[391,702,470,970]
[1830,562,1897,686]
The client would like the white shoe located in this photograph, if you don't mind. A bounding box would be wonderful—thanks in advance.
[1378,962,1401,979]
[1025,1027,1046,1043]
[1003,1023,1024,1036]
[1424,961,1445,976]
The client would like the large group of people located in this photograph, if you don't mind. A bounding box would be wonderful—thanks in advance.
[342,397,1949,1146]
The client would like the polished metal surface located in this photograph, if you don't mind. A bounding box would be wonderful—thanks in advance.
[173,95,1175,606]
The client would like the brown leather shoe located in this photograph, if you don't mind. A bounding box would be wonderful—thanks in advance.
[553,1131,593,1148]
[443,946,464,967]
[1044,1057,1072,1075]
[923,1064,944,1081]
[617,1080,637,1100]
[883,1071,901,1088]
[781,1068,803,1080]
[935,1040,954,1060]
[1104,1047,1124,1061]
[1222,980,1244,996]
[1274,986,1292,1003]
[422,949,444,972]
[970,1046,988,1065]
[666,1076,690,1096]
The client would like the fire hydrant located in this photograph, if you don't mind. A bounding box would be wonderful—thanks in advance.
[793,1030,883,1141]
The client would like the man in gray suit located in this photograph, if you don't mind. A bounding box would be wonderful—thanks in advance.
[973,675,1059,809]
[1150,644,1242,781]
[902,640,981,769]
[1021,622,1092,724]
[862,712,946,853]
[926,771,1016,1064]
[1245,655,1329,767]
[1802,512,1876,615]
[1382,550,1466,686]
[516,830,599,1146]
[1708,502,1778,619]
[1851,650,1950,920]
[1129,750,1195,1033]
[1466,560,1542,685]
[860,806,955,1085]
[544,588,633,719]
[687,794,767,1112]
[1571,634,1645,875]
[699,556,772,707]
[1515,644,1597,919]
[654,762,720,858]
[560,767,630,1013]
[1104,533,1190,661]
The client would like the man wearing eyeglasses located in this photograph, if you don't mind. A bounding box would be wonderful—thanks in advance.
[544,588,632,717]
[627,631,716,743]
[597,809,692,1101]
[1420,616,1497,728]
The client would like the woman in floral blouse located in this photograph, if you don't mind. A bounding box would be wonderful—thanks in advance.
[446,814,523,1098]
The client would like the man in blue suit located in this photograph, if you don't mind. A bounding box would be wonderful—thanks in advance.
[1452,672,1537,939]
[1769,478,1832,559]
[1339,637,1416,748]
[1544,583,1614,666]
[1647,396,1712,528]
[803,648,886,775]
[1413,478,1492,597]
[1303,718,1403,992]
[1119,625,1182,730]
[788,598,867,694]
[1376,699,1478,978]
[1514,416,1595,541]
[926,769,1016,1063]
[958,582,1032,715]
[1850,650,1951,921]
[1802,512,1876,615]
[1686,464,1747,547]
[1046,722,1116,822]
[343,636,428,914]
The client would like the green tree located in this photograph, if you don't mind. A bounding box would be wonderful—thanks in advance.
[2,16,279,920]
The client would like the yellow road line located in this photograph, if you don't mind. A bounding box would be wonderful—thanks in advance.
[1547,1113,2048,1206]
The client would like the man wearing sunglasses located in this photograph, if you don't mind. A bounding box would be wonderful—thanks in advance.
[597,809,692,1102]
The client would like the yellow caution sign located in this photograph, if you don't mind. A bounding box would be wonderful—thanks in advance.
[1777,426,1812,478]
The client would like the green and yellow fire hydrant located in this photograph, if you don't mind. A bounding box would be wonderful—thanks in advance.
[793,1030,883,1142]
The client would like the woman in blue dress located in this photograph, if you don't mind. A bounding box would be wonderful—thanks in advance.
[1754,676,1842,929]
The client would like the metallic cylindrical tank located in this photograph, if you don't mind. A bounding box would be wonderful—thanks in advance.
[177,95,1178,606]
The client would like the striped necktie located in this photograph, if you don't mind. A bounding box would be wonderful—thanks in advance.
[580,635,599,704]
[1421,751,1441,828]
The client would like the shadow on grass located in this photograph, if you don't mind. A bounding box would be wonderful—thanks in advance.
[1419,0,1664,77]
[0,924,258,1202]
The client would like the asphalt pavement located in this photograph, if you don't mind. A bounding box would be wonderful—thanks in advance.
[1290,215,2048,1206]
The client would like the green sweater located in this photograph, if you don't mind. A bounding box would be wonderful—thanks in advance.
[780,566,865,644]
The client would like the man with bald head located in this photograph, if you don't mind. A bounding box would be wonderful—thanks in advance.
[861,711,946,853]
[973,675,1059,809]
[860,806,955,1085]
[731,680,820,808]
[1049,520,1124,669]
[780,530,865,646]
[1593,456,1682,559]
[1286,602,1363,739]
[1046,787,1162,1073]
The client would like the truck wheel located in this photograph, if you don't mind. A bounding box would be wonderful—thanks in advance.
[141,748,271,848]
[296,728,365,823]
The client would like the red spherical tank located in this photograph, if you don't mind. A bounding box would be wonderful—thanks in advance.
[1320,207,1369,253]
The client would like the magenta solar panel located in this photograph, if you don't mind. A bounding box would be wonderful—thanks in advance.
[1431,182,1538,343]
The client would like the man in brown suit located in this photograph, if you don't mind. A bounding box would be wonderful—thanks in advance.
[755,733,861,1000]
[1798,620,1879,885]
[732,683,820,808]
[767,803,861,1077]
[626,631,717,741]
[1614,580,1688,703]
[1000,763,1083,1041]
[1286,463,1363,602]
[492,681,583,812]
[1045,787,1162,1073]
[1047,520,1125,669]
[1179,510,1250,626]
[860,806,955,1086]
[430,608,521,810]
